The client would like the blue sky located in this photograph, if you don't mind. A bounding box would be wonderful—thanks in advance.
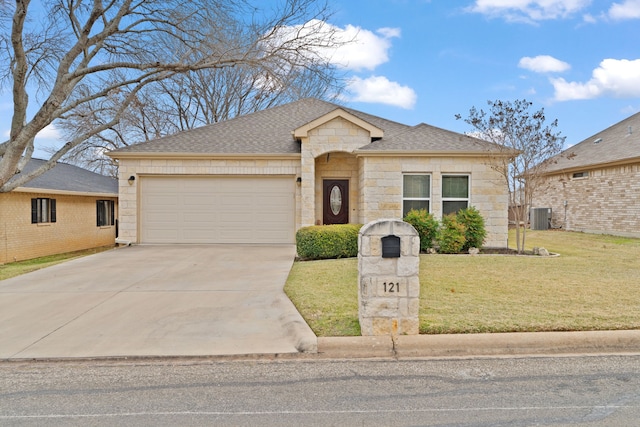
[4,0,640,155]
[323,0,640,148]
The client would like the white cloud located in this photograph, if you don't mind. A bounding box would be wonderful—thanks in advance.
[35,124,61,141]
[467,0,592,23]
[608,0,640,20]
[344,76,417,109]
[328,25,401,71]
[266,19,400,72]
[519,55,571,73]
[551,58,640,100]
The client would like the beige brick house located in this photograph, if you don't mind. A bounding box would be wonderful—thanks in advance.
[532,112,640,238]
[108,98,510,248]
[0,159,118,264]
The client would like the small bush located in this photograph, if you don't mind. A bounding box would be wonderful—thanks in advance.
[456,206,486,251]
[296,224,363,260]
[437,215,467,254]
[403,209,438,251]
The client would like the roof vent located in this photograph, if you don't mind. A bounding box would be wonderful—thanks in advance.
[594,137,602,144]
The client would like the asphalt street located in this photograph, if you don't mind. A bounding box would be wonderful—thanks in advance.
[2,355,640,426]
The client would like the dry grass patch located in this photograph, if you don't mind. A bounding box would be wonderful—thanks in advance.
[284,230,640,336]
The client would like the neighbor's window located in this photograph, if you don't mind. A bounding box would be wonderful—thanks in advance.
[31,198,56,224]
[572,171,589,179]
[403,174,430,217]
[97,200,115,227]
[442,175,469,215]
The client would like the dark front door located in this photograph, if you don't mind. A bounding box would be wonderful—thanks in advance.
[323,179,349,224]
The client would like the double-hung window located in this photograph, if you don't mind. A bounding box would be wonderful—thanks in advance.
[402,174,430,217]
[97,200,115,227]
[31,198,56,224]
[442,175,469,215]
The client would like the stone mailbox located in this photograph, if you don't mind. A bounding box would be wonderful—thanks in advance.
[358,219,420,336]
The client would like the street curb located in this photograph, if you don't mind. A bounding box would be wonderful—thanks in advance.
[276,295,318,353]
[317,330,640,359]
[317,336,394,358]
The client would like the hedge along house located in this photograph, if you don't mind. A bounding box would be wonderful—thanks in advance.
[108,98,510,248]
[0,159,118,264]
[532,111,640,238]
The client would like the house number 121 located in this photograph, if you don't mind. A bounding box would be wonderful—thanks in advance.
[383,282,400,293]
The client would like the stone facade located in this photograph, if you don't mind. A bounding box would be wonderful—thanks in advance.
[357,156,508,248]
[115,110,509,247]
[358,219,420,336]
[533,163,640,238]
[0,191,118,264]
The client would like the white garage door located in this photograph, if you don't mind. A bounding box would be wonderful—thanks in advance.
[140,176,295,244]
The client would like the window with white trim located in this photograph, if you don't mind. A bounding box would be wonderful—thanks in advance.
[402,174,430,217]
[442,175,469,215]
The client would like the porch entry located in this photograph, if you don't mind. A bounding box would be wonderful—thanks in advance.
[323,179,349,224]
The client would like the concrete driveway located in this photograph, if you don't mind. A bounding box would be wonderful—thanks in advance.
[0,245,316,359]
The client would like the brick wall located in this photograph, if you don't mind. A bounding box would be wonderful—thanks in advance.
[533,163,640,238]
[0,192,118,264]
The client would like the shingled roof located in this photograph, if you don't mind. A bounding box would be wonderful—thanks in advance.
[543,112,640,174]
[109,98,498,156]
[10,159,118,195]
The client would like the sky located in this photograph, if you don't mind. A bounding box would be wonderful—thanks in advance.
[4,0,640,155]
[319,0,640,148]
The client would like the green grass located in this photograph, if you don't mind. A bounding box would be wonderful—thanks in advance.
[0,246,114,281]
[284,230,640,336]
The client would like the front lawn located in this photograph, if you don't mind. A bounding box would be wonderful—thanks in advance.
[284,230,640,336]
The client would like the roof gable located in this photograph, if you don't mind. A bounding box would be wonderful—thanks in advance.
[293,108,384,139]
[543,112,640,174]
[108,97,503,157]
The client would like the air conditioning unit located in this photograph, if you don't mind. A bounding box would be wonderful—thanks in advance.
[530,208,552,230]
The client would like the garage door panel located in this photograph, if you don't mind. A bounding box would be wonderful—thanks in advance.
[141,176,294,244]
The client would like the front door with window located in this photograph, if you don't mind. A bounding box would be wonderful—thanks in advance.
[323,179,349,224]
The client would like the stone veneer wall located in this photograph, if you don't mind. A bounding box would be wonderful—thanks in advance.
[533,164,640,238]
[116,158,301,243]
[300,116,371,226]
[359,156,509,248]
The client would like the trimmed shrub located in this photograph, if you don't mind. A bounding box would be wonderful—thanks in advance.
[437,215,467,254]
[296,224,363,260]
[456,206,487,251]
[403,209,438,251]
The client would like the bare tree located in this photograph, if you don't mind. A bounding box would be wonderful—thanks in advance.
[56,54,342,176]
[0,0,343,190]
[456,99,565,253]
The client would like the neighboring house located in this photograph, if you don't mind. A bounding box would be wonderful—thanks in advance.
[532,112,640,237]
[108,98,510,248]
[0,159,118,264]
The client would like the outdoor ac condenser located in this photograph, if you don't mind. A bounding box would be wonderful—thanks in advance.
[530,208,552,230]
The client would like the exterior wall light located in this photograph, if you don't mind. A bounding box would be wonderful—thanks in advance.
[296,177,302,185]
[128,175,136,185]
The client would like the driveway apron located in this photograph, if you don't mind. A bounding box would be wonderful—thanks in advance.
[0,245,313,359]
